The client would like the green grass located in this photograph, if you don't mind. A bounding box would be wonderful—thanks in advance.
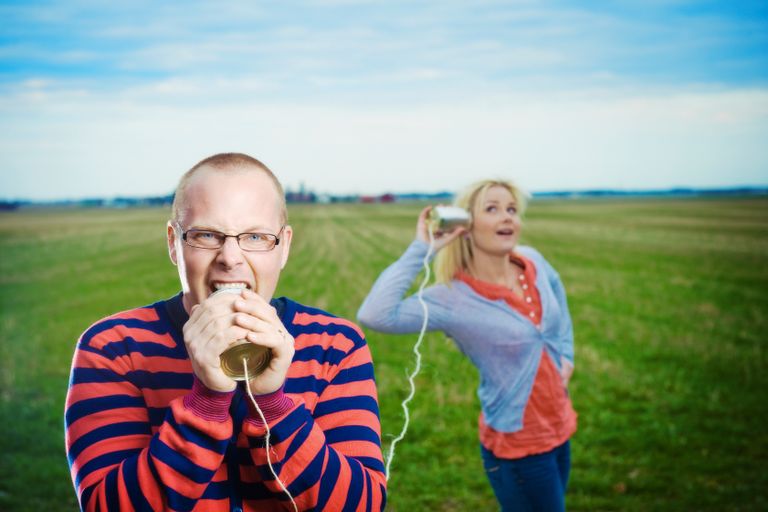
[1,197,767,511]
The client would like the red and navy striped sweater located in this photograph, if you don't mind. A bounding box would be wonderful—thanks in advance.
[65,293,386,511]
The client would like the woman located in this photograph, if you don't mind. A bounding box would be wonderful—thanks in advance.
[357,179,576,511]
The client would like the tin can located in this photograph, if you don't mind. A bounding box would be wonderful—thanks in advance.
[220,341,272,381]
[210,287,273,381]
[430,206,471,231]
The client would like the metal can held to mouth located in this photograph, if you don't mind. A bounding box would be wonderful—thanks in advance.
[210,287,273,381]
[220,342,272,381]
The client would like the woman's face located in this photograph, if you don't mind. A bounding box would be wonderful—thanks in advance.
[469,185,521,257]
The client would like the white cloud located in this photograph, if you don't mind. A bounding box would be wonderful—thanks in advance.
[1,83,765,200]
[1,1,765,200]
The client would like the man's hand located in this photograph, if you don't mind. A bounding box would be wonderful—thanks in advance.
[182,291,250,392]
[232,289,295,395]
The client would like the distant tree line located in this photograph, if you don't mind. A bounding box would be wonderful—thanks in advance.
[1,187,766,211]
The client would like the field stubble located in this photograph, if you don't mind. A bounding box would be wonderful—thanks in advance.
[1,197,766,511]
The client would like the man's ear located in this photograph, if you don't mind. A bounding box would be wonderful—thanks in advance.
[167,222,179,266]
[279,225,293,269]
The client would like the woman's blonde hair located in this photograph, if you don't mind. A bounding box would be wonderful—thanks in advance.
[433,179,529,284]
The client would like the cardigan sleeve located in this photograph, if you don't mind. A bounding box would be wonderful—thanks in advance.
[357,239,448,334]
[544,257,575,365]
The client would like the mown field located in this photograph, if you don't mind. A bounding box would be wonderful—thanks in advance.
[1,196,767,511]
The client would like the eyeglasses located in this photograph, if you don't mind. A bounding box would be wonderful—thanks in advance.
[181,227,284,252]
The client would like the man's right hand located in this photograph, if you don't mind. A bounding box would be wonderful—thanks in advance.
[182,291,248,392]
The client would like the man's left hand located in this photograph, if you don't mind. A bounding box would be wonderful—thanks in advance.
[232,289,295,395]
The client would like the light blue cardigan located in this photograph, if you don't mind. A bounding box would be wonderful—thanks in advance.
[357,240,574,432]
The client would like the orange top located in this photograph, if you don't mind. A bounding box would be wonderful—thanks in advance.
[457,253,577,459]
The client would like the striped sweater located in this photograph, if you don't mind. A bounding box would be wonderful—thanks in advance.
[65,293,386,511]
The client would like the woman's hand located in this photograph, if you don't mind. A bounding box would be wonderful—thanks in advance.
[560,356,574,388]
[416,205,467,252]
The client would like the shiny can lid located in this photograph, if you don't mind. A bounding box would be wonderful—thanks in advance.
[220,342,272,381]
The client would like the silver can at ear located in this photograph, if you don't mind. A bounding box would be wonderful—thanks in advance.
[429,206,471,231]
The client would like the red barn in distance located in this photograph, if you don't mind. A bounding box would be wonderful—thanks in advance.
[281,187,455,204]
[359,193,395,203]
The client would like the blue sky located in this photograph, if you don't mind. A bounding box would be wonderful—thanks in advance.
[1,0,767,200]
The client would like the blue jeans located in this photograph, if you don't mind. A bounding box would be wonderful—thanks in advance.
[480,440,571,512]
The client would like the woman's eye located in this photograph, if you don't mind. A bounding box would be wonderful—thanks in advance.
[507,207,517,214]
[486,206,497,213]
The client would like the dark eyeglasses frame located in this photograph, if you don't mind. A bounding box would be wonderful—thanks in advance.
[180,226,285,252]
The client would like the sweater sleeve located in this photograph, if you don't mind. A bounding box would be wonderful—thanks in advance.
[65,321,233,512]
[544,259,575,365]
[241,328,387,511]
[357,239,446,334]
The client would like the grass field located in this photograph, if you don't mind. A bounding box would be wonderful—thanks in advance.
[1,196,767,511]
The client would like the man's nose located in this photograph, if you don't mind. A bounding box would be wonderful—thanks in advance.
[216,236,245,267]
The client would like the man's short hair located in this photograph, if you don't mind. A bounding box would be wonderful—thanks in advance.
[171,153,288,225]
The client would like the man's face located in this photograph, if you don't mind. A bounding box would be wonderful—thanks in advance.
[167,167,292,313]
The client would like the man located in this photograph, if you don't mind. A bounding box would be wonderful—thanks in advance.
[65,153,386,511]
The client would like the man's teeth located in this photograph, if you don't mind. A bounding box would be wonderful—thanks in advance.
[213,283,248,291]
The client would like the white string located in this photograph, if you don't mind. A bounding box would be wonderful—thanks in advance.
[243,358,299,512]
[385,226,435,480]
